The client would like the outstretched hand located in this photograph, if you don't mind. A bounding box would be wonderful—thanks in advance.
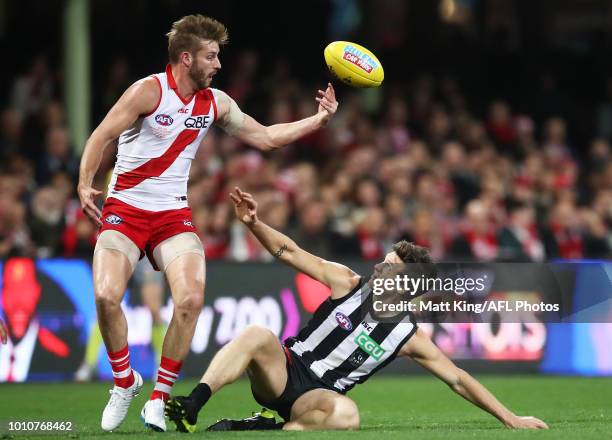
[229,187,258,225]
[316,83,338,125]
[506,415,549,430]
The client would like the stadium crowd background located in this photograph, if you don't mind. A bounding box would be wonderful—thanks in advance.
[0,0,611,265]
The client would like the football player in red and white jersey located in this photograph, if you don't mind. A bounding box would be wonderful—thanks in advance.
[77,15,337,432]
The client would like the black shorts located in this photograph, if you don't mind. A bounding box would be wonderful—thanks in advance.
[251,346,335,421]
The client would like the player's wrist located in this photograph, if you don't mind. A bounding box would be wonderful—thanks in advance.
[313,111,328,128]
[501,413,519,428]
[77,180,93,190]
[245,217,259,227]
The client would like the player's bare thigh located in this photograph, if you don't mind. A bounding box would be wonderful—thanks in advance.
[157,232,206,303]
[245,330,288,403]
[287,388,360,430]
[93,230,138,300]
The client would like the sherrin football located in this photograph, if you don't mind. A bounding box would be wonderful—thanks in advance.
[324,41,384,88]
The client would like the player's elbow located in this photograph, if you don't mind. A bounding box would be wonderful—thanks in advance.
[258,142,279,152]
[257,127,282,151]
[87,128,114,151]
[447,368,467,393]
[258,139,281,152]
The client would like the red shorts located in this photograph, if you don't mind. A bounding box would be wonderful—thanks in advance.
[99,197,197,270]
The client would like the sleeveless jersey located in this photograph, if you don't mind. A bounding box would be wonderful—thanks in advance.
[108,64,219,211]
[285,278,417,393]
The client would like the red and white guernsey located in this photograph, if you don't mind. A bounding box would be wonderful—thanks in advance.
[108,65,219,211]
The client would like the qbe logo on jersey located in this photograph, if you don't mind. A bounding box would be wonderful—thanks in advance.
[185,115,211,129]
[355,331,386,360]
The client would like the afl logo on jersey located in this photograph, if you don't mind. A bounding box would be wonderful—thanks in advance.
[155,114,174,126]
[105,214,123,225]
[335,312,353,331]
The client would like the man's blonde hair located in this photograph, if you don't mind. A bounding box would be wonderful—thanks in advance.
[167,14,228,63]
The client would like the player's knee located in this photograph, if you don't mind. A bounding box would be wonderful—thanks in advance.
[174,290,204,318]
[94,286,123,311]
[239,325,276,349]
[328,398,360,430]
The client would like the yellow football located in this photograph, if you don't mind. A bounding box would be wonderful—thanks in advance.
[324,41,384,88]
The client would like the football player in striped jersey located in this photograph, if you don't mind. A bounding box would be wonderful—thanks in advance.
[165,188,548,432]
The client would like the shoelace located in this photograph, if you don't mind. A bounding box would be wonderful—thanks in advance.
[107,388,132,409]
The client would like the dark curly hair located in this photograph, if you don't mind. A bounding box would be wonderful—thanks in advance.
[392,240,432,264]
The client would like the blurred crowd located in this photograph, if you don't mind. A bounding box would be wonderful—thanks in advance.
[1,54,611,263]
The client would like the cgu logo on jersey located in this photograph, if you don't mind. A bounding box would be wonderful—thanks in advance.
[155,114,174,126]
[354,331,385,360]
[184,115,210,129]
[335,312,353,331]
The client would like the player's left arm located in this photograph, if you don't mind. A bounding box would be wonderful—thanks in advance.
[214,85,337,151]
[399,328,549,430]
[229,187,358,299]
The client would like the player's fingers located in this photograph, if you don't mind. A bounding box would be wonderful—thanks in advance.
[244,197,257,209]
[86,200,102,218]
[318,99,334,112]
[84,207,103,227]
[93,189,103,196]
[243,197,257,210]
[229,193,241,204]
[83,204,97,219]
[328,83,335,98]
[316,97,333,108]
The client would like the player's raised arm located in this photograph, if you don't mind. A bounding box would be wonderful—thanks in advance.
[215,84,337,151]
[229,187,357,298]
[77,78,161,226]
[399,328,548,429]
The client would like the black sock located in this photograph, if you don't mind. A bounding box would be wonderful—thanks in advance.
[189,383,212,411]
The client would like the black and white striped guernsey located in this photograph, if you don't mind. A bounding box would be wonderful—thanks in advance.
[284,277,417,393]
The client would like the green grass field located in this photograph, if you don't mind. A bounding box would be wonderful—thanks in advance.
[0,376,610,439]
